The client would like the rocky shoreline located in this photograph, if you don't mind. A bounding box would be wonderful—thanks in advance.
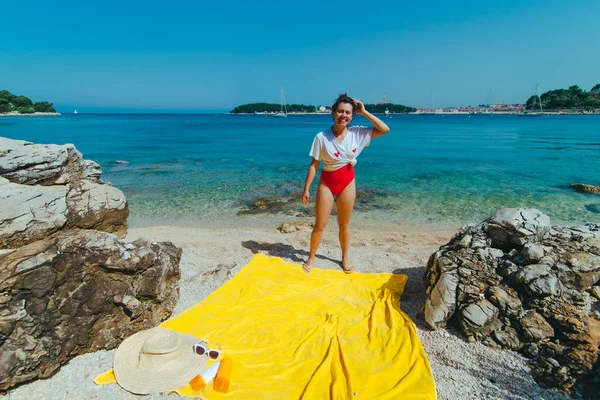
[0,112,61,117]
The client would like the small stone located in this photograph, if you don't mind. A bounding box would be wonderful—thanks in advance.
[278,221,314,233]
[523,343,539,358]
[528,274,561,296]
[547,358,560,368]
[521,243,545,263]
[472,239,487,249]
[456,235,472,249]
[489,248,505,258]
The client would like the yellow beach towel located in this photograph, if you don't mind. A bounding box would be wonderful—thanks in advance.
[96,254,436,399]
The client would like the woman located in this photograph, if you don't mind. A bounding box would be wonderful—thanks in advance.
[301,94,390,273]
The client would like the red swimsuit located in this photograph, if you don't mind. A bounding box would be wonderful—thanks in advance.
[320,163,355,196]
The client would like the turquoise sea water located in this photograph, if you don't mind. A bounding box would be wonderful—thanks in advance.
[2,113,600,226]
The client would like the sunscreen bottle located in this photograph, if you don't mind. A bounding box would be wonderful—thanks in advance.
[189,361,220,391]
[214,357,232,393]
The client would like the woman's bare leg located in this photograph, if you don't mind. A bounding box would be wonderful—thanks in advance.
[335,179,356,272]
[304,182,334,273]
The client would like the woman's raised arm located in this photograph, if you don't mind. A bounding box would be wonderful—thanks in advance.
[354,99,390,139]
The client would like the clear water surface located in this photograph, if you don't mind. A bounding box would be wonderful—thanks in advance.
[2,113,599,226]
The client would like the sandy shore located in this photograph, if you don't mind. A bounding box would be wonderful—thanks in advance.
[3,216,568,399]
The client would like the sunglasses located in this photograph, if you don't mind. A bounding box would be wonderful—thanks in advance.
[193,340,222,360]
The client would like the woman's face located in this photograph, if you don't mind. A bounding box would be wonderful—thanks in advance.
[333,102,354,127]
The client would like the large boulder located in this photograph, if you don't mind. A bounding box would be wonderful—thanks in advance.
[0,229,181,391]
[423,208,600,393]
[0,137,183,393]
[0,137,128,248]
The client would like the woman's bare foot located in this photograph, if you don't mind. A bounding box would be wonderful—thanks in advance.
[341,260,354,274]
[302,262,312,274]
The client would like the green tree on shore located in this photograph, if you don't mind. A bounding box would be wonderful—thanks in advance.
[526,84,600,111]
[230,103,316,113]
[13,96,33,108]
[364,103,416,113]
[33,101,56,112]
[0,98,9,113]
[0,90,56,113]
[17,106,35,114]
[231,102,415,114]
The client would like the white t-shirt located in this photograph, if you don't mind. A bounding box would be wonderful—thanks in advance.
[309,126,373,171]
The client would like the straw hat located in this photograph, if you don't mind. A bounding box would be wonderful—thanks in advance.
[113,327,208,394]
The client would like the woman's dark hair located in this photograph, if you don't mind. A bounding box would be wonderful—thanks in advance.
[331,93,356,115]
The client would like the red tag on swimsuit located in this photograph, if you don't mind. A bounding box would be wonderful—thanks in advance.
[334,152,340,157]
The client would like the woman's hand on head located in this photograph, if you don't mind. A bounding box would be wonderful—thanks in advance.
[354,100,366,115]
[302,190,310,205]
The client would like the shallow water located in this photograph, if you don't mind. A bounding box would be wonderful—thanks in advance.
[2,113,600,226]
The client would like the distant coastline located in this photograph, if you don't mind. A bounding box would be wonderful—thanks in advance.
[1,89,57,115]
[0,111,61,117]
[232,110,600,116]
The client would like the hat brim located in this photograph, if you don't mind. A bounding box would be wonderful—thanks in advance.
[113,327,207,394]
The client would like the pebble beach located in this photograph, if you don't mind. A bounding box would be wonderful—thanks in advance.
[2,215,569,400]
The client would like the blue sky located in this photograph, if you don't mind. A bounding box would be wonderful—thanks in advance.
[2,0,599,112]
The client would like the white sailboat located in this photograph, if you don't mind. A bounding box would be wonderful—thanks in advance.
[74,109,78,114]
[470,89,493,116]
[273,88,287,118]
[517,84,543,117]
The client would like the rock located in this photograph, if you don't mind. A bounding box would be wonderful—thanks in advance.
[278,221,314,233]
[0,229,181,392]
[423,208,600,394]
[492,326,522,350]
[423,271,459,329]
[521,243,545,263]
[485,208,550,249]
[237,188,391,217]
[523,343,539,358]
[0,179,68,248]
[514,263,552,285]
[0,138,72,185]
[528,274,561,297]
[0,137,129,248]
[458,299,500,340]
[488,285,522,316]
[569,183,600,194]
[454,234,472,249]
[0,138,183,392]
[562,252,600,290]
[519,311,554,341]
[590,286,600,300]
[65,179,128,235]
[237,194,312,217]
